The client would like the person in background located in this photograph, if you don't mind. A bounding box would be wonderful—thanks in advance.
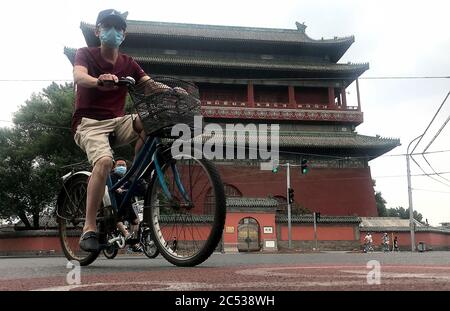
[364,232,373,253]
[382,232,390,252]
[393,236,399,252]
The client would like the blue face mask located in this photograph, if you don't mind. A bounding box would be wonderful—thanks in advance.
[114,166,127,177]
[99,27,124,48]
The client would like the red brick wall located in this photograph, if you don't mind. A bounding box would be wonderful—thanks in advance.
[218,165,378,217]
[0,236,64,253]
[279,224,357,241]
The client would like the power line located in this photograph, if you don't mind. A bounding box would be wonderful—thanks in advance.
[0,79,72,82]
[410,155,450,188]
[2,117,450,161]
[412,188,450,194]
[375,171,450,179]
[0,76,449,83]
[422,108,450,153]
[0,119,71,130]
[411,90,450,154]
[360,76,450,80]
[421,154,450,183]
[378,149,450,157]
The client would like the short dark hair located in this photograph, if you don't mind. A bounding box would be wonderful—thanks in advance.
[114,157,128,167]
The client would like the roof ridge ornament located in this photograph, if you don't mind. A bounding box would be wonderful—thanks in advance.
[295,21,307,33]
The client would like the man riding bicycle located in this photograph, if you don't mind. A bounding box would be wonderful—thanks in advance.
[72,9,170,252]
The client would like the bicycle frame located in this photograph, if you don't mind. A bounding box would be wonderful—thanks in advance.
[106,135,188,215]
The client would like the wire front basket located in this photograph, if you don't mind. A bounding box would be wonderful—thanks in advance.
[129,77,201,137]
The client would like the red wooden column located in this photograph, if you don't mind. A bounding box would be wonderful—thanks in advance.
[328,87,335,109]
[288,85,296,108]
[341,88,347,108]
[247,81,255,108]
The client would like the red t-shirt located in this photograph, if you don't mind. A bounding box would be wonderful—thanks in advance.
[71,47,146,134]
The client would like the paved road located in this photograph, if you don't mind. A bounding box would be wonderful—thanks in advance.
[0,252,449,291]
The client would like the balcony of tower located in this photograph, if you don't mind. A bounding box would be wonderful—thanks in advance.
[199,79,364,125]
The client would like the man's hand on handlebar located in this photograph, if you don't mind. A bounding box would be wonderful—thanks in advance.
[97,74,119,91]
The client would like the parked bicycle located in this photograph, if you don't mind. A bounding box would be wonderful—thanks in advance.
[56,77,226,267]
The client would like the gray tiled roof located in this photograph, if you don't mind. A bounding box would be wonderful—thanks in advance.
[359,217,450,234]
[227,197,278,208]
[81,21,354,45]
[276,215,361,223]
[131,53,368,74]
[360,217,424,228]
[191,131,400,149]
[360,227,450,234]
[64,47,368,75]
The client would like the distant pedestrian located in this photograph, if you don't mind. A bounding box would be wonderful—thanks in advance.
[364,232,373,253]
[393,236,399,252]
[382,233,390,252]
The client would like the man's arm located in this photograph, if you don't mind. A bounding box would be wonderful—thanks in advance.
[74,65,118,90]
[137,75,188,95]
[138,75,171,90]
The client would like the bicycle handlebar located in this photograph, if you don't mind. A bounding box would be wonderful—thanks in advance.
[97,76,136,87]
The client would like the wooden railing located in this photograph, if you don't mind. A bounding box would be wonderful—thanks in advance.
[201,100,359,111]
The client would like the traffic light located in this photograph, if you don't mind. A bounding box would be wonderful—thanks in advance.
[315,212,321,223]
[288,188,294,204]
[272,160,279,173]
[301,158,308,175]
[272,164,279,173]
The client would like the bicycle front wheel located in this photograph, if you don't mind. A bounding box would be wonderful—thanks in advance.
[145,154,226,267]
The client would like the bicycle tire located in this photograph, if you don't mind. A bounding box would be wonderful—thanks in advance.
[103,247,118,259]
[144,153,226,267]
[142,229,160,259]
[57,174,100,266]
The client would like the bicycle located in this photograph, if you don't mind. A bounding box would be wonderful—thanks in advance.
[363,242,374,253]
[56,77,226,267]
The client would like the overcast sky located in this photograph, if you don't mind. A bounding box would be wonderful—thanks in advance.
[0,0,449,225]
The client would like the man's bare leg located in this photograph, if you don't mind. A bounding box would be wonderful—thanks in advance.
[133,117,146,157]
[116,222,129,236]
[83,156,113,233]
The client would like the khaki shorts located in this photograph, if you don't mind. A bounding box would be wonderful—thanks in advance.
[74,115,139,165]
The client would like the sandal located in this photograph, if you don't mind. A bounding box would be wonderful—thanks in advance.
[79,231,99,252]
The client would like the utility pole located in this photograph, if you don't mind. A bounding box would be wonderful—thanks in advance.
[286,162,292,248]
[313,212,318,250]
[406,135,422,252]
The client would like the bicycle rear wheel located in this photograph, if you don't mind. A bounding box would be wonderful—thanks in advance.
[57,174,100,266]
[145,153,226,267]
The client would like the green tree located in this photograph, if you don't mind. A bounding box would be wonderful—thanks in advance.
[0,83,81,228]
[2,84,113,227]
[375,191,388,217]
[386,206,424,223]
[0,82,137,228]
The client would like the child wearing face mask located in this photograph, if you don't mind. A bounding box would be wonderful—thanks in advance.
[111,157,145,252]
